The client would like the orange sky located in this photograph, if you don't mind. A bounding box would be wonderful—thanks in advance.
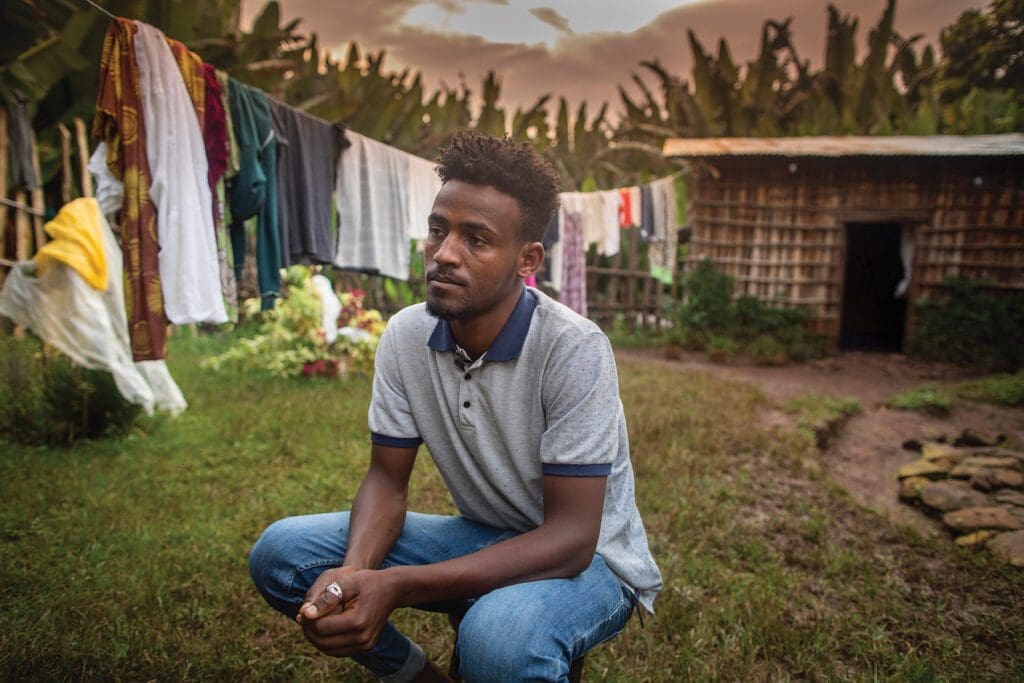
[241,0,984,115]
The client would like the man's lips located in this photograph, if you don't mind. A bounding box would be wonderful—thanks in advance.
[427,273,466,287]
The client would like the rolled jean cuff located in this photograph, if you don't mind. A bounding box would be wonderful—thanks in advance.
[380,640,425,683]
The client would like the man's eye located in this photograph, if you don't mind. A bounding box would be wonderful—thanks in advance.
[428,226,444,239]
[468,235,486,247]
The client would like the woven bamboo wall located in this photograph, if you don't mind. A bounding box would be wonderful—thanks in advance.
[685,157,1024,343]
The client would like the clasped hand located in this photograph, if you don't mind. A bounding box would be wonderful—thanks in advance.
[297,566,396,657]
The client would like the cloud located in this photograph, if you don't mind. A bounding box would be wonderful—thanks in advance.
[251,0,984,118]
[529,7,574,35]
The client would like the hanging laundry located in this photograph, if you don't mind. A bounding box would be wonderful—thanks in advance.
[269,99,345,267]
[34,197,108,291]
[334,131,411,281]
[4,90,39,190]
[406,152,442,241]
[0,198,187,416]
[227,79,280,309]
[639,184,654,242]
[619,186,641,228]
[133,21,227,325]
[311,272,342,344]
[560,190,620,256]
[216,70,241,179]
[88,143,122,218]
[538,210,561,292]
[559,211,587,317]
[201,63,237,322]
[648,176,678,286]
[92,18,167,361]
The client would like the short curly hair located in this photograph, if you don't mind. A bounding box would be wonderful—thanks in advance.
[435,131,560,244]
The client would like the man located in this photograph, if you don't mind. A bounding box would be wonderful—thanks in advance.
[249,132,661,682]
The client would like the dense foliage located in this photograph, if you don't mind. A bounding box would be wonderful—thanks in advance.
[907,277,1024,371]
[0,335,143,445]
[674,259,824,363]
[203,266,385,378]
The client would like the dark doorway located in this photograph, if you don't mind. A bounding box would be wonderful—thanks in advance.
[839,222,907,351]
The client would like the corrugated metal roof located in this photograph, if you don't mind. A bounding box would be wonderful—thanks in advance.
[663,134,1024,158]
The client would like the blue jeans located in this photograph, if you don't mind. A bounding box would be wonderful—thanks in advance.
[249,511,635,682]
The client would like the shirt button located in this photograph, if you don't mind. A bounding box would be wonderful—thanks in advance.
[463,401,471,408]
[464,373,471,380]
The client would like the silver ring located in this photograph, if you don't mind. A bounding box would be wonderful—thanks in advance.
[324,581,343,599]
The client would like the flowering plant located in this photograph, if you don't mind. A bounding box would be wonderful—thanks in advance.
[203,267,386,378]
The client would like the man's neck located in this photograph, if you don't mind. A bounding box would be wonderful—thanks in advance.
[448,287,523,359]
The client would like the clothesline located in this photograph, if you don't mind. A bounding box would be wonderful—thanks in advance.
[76,0,683,196]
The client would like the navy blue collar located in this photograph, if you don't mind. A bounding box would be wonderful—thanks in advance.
[427,287,538,361]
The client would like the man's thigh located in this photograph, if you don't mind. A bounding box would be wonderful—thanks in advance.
[455,554,634,682]
[249,511,515,616]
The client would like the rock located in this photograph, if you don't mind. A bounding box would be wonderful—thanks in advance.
[943,506,1024,533]
[899,476,931,500]
[988,530,1024,567]
[962,456,1022,469]
[953,428,1006,448]
[973,448,1024,464]
[921,443,965,463]
[902,439,923,452]
[969,468,1024,492]
[898,459,953,480]
[955,530,996,547]
[920,430,948,444]
[919,480,990,512]
[994,490,1024,507]
[949,465,984,480]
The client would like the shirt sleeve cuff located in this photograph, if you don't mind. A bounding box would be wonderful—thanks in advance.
[541,462,612,477]
[370,432,423,448]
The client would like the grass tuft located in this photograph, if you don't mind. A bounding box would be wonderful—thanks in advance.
[887,386,956,415]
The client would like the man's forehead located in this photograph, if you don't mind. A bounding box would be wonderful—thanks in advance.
[432,180,521,223]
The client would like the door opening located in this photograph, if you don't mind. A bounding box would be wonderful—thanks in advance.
[839,222,907,351]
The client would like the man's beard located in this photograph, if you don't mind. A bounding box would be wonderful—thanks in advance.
[425,294,470,321]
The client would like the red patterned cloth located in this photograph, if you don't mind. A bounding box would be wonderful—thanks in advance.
[560,211,587,317]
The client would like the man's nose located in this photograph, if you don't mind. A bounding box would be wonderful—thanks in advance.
[431,234,460,266]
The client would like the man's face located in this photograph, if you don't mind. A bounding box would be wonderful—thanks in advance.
[424,180,525,322]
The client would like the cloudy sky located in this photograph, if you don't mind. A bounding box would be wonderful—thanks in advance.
[241,0,983,116]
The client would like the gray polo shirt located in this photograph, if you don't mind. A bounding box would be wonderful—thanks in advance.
[369,286,662,612]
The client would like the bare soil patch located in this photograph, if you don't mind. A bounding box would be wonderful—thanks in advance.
[619,348,1024,536]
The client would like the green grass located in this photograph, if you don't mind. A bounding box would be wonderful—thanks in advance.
[887,386,956,415]
[955,370,1024,407]
[1,331,1023,680]
[784,394,863,448]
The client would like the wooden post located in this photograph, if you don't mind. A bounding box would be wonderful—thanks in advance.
[58,122,73,204]
[74,118,93,198]
[14,189,30,262]
[0,107,8,288]
[29,129,46,252]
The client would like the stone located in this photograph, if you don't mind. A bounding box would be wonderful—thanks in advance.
[994,490,1024,507]
[962,456,1022,469]
[955,530,996,547]
[974,448,1024,464]
[953,428,1006,448]
[899,476,931,500]
[943,506,1024,533]
[898,459,953,480]
[921,443,965,463]
[949,465,983,480]
[969,468,1024,492]
[919,480,990,512]
[902,439,923,452]
[988,530,1024,567]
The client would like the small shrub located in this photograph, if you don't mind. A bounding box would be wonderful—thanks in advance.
[955,371,1024,407]
[743,335,788,366]
[677,259,735,341]
[887,386,956,415]
[0,336,143,445]
[908,277,1024,371]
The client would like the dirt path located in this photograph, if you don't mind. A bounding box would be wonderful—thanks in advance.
[619,348,1024,536]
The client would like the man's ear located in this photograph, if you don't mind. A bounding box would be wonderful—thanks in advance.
[517,241,545,279]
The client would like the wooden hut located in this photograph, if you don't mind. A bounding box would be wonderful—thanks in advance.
[663,134,1024,351]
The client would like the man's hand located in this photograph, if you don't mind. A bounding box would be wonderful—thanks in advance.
[298,567,400,657]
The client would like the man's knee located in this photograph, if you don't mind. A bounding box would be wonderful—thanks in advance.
[456,598,570,682]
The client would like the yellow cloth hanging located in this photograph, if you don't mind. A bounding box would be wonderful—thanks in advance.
[34,197,108,291]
